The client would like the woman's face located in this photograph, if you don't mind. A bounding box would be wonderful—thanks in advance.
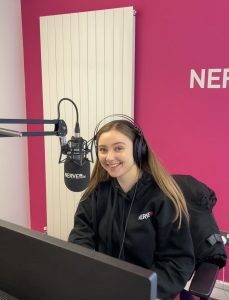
[97,129,138,180]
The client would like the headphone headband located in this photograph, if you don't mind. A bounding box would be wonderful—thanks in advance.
[94,114,143,136]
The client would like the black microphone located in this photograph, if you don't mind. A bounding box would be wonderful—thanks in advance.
[61,122,91,192]
[64,156,90,192]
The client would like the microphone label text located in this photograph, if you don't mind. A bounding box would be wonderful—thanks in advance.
[65,172,86,179]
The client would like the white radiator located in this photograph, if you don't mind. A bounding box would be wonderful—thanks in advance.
[40,7,136,240]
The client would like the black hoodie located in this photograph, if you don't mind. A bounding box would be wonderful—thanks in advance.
[68,172,195,300]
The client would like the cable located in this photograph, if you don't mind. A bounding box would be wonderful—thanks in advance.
[57,98,79,163]
[57,98,78,123]
[118,175,140,259]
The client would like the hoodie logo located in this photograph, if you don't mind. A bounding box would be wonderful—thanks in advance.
[138,211,154,221]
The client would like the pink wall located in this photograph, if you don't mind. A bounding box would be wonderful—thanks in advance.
[21,0,229,281]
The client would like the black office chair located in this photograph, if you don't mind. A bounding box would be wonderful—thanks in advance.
[173,175,227,300]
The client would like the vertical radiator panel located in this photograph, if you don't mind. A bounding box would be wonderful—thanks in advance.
[104,9,114,118]
[95,10,105,123]
[40,7,135,240]
[87,11,97,135]
[113,8,124,113]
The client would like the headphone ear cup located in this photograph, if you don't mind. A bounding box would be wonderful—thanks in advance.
[133,136,148,165]
[93,134,99,158]
[141,138,148,161]
[133,136,140,163]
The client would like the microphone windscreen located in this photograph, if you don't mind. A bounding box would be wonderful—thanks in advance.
[64,158,90,192]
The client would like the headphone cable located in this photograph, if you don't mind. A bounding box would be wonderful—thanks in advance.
[118,170,141,259]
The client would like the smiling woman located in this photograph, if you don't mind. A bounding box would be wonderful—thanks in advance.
[97,129,139,192]
[68,117,195,300]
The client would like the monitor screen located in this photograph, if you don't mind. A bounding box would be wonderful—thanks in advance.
[0,219,157,300]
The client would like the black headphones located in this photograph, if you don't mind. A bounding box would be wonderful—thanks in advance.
[93,114,148,167]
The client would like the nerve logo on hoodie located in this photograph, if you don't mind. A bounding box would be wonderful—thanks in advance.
[138,211,154,221]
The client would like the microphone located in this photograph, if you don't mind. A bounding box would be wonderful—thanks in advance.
[61,122,91,192]
[64,156,90,192]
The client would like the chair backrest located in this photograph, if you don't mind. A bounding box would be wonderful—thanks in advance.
[173,175,227,270]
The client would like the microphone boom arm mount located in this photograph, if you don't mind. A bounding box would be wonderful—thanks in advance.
[0,118,67,138]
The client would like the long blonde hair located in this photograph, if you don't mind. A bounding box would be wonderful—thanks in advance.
[82,120,189,227]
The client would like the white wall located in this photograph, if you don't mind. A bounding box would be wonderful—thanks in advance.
[0,0,30,227]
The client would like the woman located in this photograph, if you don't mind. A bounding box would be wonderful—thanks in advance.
[68,119,195,300]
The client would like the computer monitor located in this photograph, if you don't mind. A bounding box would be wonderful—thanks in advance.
[0,219,157,300]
